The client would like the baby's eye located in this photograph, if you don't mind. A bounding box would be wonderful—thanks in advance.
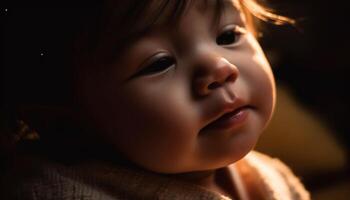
[137,55,175,76]
[216,25,246,46]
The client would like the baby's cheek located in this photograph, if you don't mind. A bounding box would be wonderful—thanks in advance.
[241,38,276,123]
[249,66,275,130]
[104,86,199,173]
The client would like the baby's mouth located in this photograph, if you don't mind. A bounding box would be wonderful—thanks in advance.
[200,105,253,132]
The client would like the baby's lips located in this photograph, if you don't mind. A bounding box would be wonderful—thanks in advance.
[200,97,247,130]
[202,105,252,131]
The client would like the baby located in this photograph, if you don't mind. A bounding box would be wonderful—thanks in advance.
[2,0,311,199]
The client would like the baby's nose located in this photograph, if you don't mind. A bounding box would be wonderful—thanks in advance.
[193,56,239,97]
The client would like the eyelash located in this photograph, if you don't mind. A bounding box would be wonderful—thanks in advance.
[137,25,245,76]
[137,55,175,76]
[216,25,245,46]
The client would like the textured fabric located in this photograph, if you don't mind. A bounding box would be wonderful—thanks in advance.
[242,151,311,200]
[1,151,310,200]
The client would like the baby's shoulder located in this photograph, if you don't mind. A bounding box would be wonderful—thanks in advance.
[235,151,311,200]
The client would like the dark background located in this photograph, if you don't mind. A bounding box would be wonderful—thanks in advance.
[262,0,350,148]
[259,0,350,198]
[2,0,350,199]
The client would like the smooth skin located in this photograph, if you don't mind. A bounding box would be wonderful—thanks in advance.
[82,0,276,198]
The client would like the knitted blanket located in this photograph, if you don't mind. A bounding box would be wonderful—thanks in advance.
[1,151,310,200]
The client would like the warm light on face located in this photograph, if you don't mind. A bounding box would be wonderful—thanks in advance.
[82,0,276,174]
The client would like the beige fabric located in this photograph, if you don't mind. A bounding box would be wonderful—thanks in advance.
[1,151,310,200]
[241,151,311,200]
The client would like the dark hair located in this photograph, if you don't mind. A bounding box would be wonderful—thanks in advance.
[74,0,295,68]
[1,0,294,162]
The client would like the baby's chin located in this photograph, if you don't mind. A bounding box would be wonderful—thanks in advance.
[121,126,263,175]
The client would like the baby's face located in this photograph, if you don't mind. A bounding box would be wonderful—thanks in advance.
[86,0,275,173]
